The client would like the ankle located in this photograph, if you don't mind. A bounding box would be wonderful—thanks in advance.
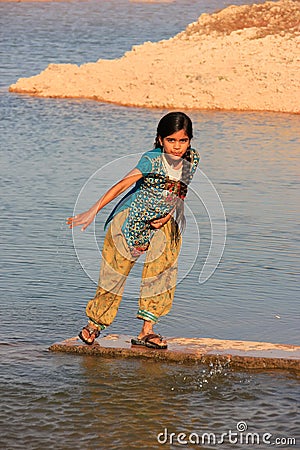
[87,319,106,331]
[140,320,155,337]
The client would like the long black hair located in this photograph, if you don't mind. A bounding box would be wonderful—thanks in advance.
[154,112,194,242]
[154,111,193,149]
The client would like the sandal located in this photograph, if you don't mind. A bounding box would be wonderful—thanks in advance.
[78,324,100,345]
[131,333,168,350]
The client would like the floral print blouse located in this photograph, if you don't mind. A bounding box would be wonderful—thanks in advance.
[105,147,200,256]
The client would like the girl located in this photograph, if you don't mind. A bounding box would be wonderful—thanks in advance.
[67,112,199,349]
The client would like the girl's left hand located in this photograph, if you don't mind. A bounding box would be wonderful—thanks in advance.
[150,214,171,229]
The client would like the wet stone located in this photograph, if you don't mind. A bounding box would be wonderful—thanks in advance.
[49,335,300,372]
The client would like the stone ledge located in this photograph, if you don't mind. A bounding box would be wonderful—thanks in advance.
[49,334,300,371]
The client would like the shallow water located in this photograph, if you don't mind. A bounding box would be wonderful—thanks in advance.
[0,0,299,449]
[1,342,299,449]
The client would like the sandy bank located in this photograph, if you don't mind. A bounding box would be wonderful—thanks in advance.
[9,0,300,113]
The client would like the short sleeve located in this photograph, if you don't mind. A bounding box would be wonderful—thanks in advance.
[136,154,152,176]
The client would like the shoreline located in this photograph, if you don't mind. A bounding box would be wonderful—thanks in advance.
[8,0,300,114]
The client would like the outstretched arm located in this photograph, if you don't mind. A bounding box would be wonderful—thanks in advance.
[67,168,143,231]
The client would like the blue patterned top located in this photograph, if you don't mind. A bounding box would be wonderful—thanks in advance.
[105,147,199,256]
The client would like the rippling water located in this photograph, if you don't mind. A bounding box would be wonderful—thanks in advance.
[0,1,299,449]
[1,342,299,449]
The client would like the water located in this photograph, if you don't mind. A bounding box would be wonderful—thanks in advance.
[0,1,299,449]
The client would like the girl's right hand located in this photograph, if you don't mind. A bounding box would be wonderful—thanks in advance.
[66,208,97,231]
[66,168,143,232]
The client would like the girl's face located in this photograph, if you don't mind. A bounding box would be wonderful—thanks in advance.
[159,129,190,161]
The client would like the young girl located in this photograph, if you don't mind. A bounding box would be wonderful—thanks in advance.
[67,112,199,349]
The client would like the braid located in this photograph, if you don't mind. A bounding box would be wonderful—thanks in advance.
[176,148,192,230]
[170,148,193,245]
[181,148,192,199]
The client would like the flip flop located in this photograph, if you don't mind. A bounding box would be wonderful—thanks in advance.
[78,325,100,345]
[131,333,168,350]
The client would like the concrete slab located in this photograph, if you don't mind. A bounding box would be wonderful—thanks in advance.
[49,334,300,371]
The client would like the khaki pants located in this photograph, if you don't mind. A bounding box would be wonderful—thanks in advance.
[86,209,181,327]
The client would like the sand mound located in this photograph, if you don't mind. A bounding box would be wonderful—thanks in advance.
[179,0,300,39]
[9,0,300,113]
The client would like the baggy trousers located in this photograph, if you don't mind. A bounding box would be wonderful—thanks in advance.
[85,209,182,328]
